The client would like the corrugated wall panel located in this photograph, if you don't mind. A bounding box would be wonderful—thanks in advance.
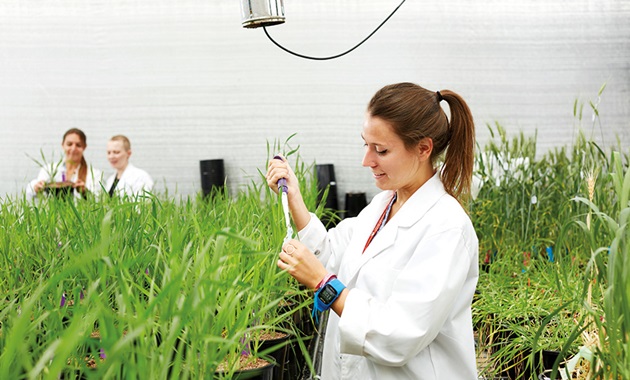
[1,0,628,206]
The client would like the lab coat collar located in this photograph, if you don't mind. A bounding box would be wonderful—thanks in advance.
[349,172,447,277]
[393,171,447,228]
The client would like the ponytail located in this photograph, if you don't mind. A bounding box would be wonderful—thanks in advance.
[79,156,88,184]
[438,90,475,203]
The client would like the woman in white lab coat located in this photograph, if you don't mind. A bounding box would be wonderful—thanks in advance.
[26,128,103,200]
[105,135,154,198]
[266,83,479,379]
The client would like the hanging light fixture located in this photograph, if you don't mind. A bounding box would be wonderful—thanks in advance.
[240,0,285,29]
[240,0,408,60]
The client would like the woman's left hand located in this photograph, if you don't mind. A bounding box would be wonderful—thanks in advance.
[278,239,328,290]
[73,179,86,193]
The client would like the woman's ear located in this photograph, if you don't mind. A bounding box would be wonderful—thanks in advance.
[417,137,433,161]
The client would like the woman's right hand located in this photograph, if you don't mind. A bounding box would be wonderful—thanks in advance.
[266,155,300,197]
[33,180,46,193]
[266,155,312,231]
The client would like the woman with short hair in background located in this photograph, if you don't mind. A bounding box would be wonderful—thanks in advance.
[105,135,154,197]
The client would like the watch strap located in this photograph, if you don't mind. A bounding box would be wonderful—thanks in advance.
[312,278,346,323]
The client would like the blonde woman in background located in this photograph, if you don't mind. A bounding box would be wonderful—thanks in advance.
[27,128,103,200]
[105,135,154,197]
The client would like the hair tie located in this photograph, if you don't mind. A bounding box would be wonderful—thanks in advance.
[436,91,443,102]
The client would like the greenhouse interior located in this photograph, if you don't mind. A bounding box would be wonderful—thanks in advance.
[1,1,629,379]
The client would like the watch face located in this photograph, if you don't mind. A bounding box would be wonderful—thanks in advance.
[318,284,338,305]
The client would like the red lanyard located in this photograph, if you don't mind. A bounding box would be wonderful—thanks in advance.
[362,193,397,253]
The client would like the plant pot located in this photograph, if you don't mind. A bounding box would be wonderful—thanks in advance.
[538,368,560,380]
[276,300,315,379]
[541,349,561,371]
[278,299,315,337]
[200,159,226,198]
[214,357,274,380]
[344,192,367,219]
[316,164,340,227]
[258,331,290,380]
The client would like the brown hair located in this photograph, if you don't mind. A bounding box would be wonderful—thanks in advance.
[110,135,131,151]
[62,128,88,184]
[367,82,475,202]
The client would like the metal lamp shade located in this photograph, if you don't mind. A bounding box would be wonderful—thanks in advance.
[241,0,285,28]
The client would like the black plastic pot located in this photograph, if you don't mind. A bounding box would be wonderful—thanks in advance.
[316,164,339,209]
[200,159,226,198]
[277,301,315,379]
[258,332,290,380]
[535,350,562,380]
[214,360,274,380]
[316,164,340,227]
[344,192,367,218]
[541,349,561,371]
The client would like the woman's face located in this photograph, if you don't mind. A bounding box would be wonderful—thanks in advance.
[62,133,86,164]
[361,114,423,192]
[107,140,130,171]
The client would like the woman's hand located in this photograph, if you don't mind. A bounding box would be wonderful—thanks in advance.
[266,155,312,232]
[33,180,46,193]
[266,155,300,197]
[278,239,328,290]
[73,179,86,193]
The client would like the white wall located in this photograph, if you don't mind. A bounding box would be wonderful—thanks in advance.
[1,0,629,206]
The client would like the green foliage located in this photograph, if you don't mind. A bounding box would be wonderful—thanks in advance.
[0,145,322,379]
[472,118,629,379]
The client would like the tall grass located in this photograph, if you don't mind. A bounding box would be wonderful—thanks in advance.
[472,116,628,379]
[0,145,324,379]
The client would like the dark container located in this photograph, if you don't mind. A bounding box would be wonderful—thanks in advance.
[258,332,290,380]
[214,359,274,380]
[316,164,339,210]
[316,164,340,227]
[200,159,225,198]
[344,192,367,218]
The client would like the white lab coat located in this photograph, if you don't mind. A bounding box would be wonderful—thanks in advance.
[26,163,103,200]
[298,172,479,380]
[105,163,154,197]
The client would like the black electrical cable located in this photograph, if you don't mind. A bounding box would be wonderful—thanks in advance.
[263,0,407,61]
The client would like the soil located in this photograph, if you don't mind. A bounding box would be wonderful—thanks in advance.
[215,355,271,372]
[258,331,289,341]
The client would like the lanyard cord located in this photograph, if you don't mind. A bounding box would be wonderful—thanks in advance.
[363,192,397,253]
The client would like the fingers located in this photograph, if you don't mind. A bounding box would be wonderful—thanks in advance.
[277,241,326,289]
[266,156,291,191]
[279,241,299,269]
[279,243,296,265]
[278,250,297,275]
[283,243,296,256]
[277,258,294,273]
[34,181,45,192]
